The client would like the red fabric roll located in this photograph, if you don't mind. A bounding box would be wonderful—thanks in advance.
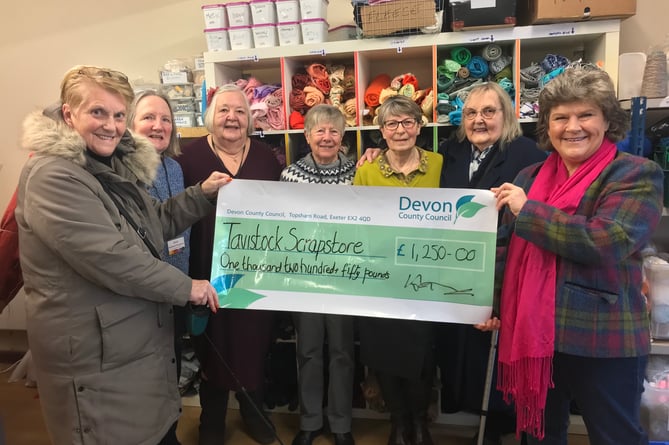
[402,73,419,90]
[292,73,311,90]
[364,74,391,107]
[289,89,307,113]
[312,77,331,95]
[289,110,305,129]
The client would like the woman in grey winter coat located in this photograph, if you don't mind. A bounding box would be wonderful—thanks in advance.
[15,65,230,445]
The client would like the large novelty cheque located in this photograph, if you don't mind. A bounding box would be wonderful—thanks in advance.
[211,180,498,324]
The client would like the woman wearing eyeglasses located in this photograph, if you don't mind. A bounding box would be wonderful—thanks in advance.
[436,82,545,445]
[15,65,230,445]
[354,95,443,445]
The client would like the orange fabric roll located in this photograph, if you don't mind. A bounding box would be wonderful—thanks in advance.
[364,74,391,107]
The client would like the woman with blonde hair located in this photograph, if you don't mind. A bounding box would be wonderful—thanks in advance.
[16,65,229,445]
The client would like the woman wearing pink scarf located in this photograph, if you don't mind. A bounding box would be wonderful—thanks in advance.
[479,67,664,444]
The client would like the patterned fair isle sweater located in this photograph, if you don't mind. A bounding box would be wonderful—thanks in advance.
[280,152,356,184]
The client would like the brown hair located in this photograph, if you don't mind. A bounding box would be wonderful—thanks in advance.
[129,90,181,158]
[536,67,629,149]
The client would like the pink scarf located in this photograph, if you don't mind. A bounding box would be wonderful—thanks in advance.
[497,138,617,439]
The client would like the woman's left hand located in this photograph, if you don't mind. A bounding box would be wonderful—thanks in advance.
[474,317,500,331]
[491,182,527,216]
[201,171,232,199]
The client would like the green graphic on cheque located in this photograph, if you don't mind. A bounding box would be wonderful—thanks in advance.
[210,217,495,308]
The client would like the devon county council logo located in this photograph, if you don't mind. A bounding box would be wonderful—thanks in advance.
[454,195,485,223]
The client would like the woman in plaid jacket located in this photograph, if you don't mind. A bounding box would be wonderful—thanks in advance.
[480,67,664,445]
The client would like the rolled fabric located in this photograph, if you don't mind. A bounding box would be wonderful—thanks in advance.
[436,101,456,116]
[437,73,454,93]
[251,100,268,114]
[379,87,398,104]
[289,110,305,129]
[292,72,311,90]
[312,77,331,95]
[520,63,545,88]
[437,92,450,102]
[450,46,472,66]
[264,90,283,108]
[489,55,512,75]
[267,106,285,130]
[391,75,403,91]
[402,73,419,90]
[421,89,433,119]
[466,56,489,79]
[289,88,307,113]
[254,84,279,100]
[399,83,415,98]
[235,78,249,89]
[437,65,456,79]
[497,77,515,96]
[364,73,391,107]
[412,88,429,104]
[448,109,462,126]
[303,85,325,108]
[254,115,271,131]
[540,54,569,73]
[206,86,219,106]
[482,44,502,61]
[329,65,345,86]
[343,65,356,97]
[494,66,513,83]
[243,77,262,102]
[306,63,328,80]
[330,85,345,107]
[441,59,461,74]
[457,67,470,79]
[343,98,356,117]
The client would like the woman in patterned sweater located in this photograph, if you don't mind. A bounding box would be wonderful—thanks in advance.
[281,104,356,445]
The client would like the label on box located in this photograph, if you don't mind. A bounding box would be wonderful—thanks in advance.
[161,71,190,84]
[471,0,495,8]
[194,57,205,70]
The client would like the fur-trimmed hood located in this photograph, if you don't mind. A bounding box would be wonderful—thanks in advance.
[20,106,160,185]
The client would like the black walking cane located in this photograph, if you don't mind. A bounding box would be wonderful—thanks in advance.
[477,330,499,445]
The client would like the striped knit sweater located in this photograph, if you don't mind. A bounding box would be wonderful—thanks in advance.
[280,151,356,184]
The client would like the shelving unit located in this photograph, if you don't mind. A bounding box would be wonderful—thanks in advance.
[201,19,621,163]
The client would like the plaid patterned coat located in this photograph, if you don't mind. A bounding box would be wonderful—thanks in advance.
[496,152,664,358]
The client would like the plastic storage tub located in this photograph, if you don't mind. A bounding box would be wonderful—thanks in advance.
[202,4,228,29]
[300,18,328,43]
[277,21,302,46]
[226,1,252,27]
[252,23,279,48]
[250,0,277,24]
[204,28,230,52]
[228,25,254,50]
[275,0,300,22]
[299,0,328,20]
[647,260,669,340]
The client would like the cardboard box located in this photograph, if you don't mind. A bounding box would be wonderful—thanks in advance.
[445,0,517,32]
[516,0,636,25]
[359,0,438,37]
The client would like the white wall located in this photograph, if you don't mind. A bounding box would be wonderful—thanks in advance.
[0,0,663,329]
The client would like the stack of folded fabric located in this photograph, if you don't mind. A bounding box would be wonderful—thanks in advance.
[436,44,515,124]
[288,63,357,129]
[235,77,286,131]
[363,72,433,126]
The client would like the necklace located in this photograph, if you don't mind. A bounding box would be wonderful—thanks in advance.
[210,135,247,176]
[386,147,420,175]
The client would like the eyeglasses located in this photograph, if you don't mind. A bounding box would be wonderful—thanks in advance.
[463,107,498,120]
[76,67,129,83]
[383,119,418,130]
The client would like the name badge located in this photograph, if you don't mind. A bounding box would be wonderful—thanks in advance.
[167,237,186,256]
